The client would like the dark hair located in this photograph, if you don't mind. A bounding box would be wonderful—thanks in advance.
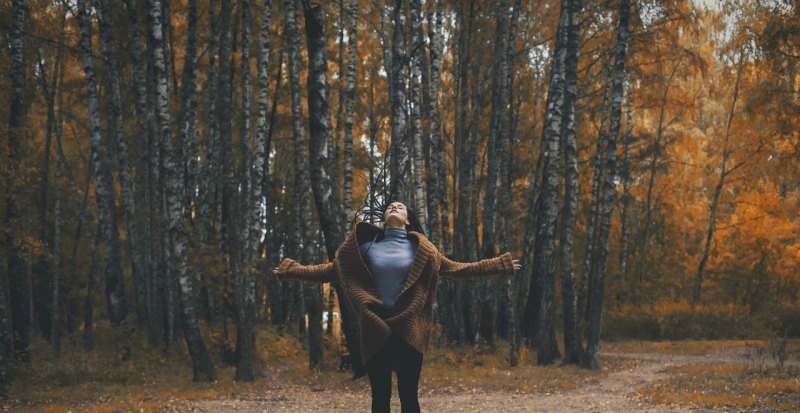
[352,139,424,236]
[381,200,425,235]
[361,201,424,257]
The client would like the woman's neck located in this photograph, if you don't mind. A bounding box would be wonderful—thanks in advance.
[383,226,408,239]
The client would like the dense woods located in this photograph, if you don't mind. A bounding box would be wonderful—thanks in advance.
[1,0,798,386]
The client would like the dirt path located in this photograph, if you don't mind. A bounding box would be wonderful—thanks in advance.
[188,351,759,412]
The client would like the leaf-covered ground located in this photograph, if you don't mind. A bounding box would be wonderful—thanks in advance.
[5,328,798,412]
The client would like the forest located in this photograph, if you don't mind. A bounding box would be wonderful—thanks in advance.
[1,0,799,410]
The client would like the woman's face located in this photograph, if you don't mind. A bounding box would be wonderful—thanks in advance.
[383,202,409,227]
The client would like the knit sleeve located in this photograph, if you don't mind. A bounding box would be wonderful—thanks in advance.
[274,257,338,283]
[440,252,515,279]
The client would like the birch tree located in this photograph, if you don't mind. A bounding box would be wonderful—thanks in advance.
[390,0,411,202]
[410,0,428,232]
[342,0,358,217]
[585,0,632,369]
[97,0,150,328]
[236,0,258,382]
[77,0,128,328]
[303,0,337,370]
[151,0,215,381]
[125,0,163,343]
[7,0,30,362]
[558,0,582,365]
[529,0,569,365]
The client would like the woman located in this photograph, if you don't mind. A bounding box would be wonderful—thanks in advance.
[272,201,520,413]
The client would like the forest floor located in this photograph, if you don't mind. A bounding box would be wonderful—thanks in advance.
[190,343,800,413]
[4,326,799,412]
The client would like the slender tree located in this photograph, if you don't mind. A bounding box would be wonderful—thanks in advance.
[342,0,358,217]
[558,0,583,365]
[410,0,428,232]
[236,0,258,382]
[389,0,410,202]
[77,0,129,327]
[618,86,634,283]
[585,0,632,369]
[196,0,220,325]
[217,0,236,351]
[151,0,216,381]
[285,0,314,360]
[125,0,163,344]
[82,228,101,351]
[97,0,150,328]
[638,65,679,281]
[692,57,745,305]
[426,0,443,249]
[7,0,30,362]
[35,50,54,341]
[303,0,339,369]
[503,0,523,366]
[529,0,569,365]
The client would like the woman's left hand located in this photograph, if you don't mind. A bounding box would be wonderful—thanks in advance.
[512,259,521,272]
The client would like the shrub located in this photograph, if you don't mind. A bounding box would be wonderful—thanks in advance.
[602,300,780,340]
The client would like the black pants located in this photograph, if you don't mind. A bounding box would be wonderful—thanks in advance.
[365,335,423,413]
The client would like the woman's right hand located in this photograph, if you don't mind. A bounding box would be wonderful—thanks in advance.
[272,257,294,277]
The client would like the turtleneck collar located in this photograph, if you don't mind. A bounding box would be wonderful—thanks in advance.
[383,227,408,239]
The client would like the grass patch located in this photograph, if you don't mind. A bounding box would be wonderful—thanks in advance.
[604,338,800,359]
[604,339,756,355]
[640,363,800,411]
[5,323,638,411]
[3,322,334,412]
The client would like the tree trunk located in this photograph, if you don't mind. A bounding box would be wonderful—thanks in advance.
[618,88,634,284]
[584,0,632,369]
[125,0,162,344]
[77,0,129,327]
[559,0,582,366]
[477,0,511,346]
[531,0,569,365]
[389,0,411,203]
[285,0,314,364]
[334,0,344,214]
[342,0,358,218]
[146,0,176,348]
[97,0,150,329]
[502,0,522,366]
[52,142,62,357]
[35,52,54,341]
[579,55,612,332]
[7,0,30,363]
[302,1,341,370]
[638,67,678,281]
[266,51,287,327]
[151,0,216,381]
[217,0,236,355]
[452,2,475,344]
[426,0,443,249]
[692,59,743,305]
[196,0,220,325]
[65,159,93,335]
[235,0,258,382]
[83,228,101,351]
[482,0,509,262]
[253,0,275,321]
[410,0,428,232]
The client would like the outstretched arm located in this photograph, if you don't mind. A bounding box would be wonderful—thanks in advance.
[440,252,520,279]
[272,257,337,283]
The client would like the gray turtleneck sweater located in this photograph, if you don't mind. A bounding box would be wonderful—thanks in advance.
[359,227,418,309]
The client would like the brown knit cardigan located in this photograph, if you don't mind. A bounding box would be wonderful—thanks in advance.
[275,221,516,363]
